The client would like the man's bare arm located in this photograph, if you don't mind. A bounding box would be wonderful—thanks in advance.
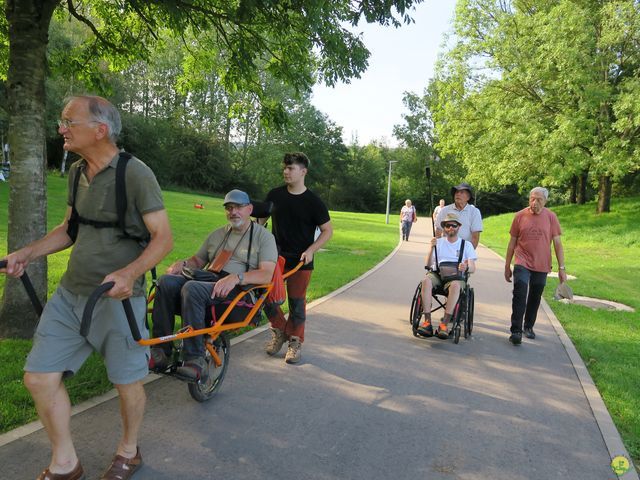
[301,221,333,264]
[104,209,174,299]
[1,206,74,277]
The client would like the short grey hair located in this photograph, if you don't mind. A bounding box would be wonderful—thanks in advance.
[65,95,121,143]
[530,186,549,200]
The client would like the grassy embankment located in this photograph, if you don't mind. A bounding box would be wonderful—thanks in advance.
[481,196,639,468]
[0,174,400,433]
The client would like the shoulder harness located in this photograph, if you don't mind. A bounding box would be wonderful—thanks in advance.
[66,152,150,247]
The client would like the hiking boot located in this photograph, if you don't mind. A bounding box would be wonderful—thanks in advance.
[416,317,433,337]
[509,332,522,345]
[285,336,302,364]
[149,347,169,371]
[523,327,536,339]
[176,357,207,382]
[265,327,286,356]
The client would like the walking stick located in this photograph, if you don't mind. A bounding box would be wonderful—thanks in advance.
[425,164,435,237]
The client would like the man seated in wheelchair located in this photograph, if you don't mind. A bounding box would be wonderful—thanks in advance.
[150,189,278,381]
[417,212,477,339]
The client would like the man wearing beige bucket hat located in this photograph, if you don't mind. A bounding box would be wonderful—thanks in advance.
[417,212,477,339]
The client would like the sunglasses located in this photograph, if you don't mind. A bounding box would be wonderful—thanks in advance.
[443,223,459,229]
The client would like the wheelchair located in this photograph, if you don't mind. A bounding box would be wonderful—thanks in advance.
[409,270,474,344]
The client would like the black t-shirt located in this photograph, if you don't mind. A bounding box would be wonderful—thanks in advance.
[265,185,331,270]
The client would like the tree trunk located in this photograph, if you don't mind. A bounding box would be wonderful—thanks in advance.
[569,175,577,204]
[578,170,588,204]
[0,0,57,338]
[596,175,611,213]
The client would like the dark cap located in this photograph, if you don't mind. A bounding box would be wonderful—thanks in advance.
[451,182,474,203]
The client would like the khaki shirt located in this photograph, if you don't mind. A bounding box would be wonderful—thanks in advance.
[61,153,165,296]
[196,223,278,274]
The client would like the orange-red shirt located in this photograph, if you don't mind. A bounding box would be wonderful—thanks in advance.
[510,207,562,272]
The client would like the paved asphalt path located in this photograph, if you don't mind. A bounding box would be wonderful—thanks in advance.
[0,219,629,479]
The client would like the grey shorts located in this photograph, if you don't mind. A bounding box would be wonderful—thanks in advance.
[25,286,149,385]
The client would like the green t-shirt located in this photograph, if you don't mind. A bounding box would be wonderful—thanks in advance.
[61,153,165,296]
[196,223,278,274]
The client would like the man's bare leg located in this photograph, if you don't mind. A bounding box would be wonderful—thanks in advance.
[24,371,79,474]
[114,381,146,458]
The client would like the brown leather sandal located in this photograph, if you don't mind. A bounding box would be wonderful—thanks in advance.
[100,448,142,480]
[37,461,85,480]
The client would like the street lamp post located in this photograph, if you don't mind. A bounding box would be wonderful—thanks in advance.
[385,160,398,224]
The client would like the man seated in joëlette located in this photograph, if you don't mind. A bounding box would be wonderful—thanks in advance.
[150,189,278,381]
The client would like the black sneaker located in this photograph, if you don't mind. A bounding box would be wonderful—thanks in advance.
[176,357,207,382]
[509,332,522,345]
[524,327,536,339]
[149,347,170,370]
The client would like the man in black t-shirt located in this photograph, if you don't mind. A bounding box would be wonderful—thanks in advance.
[259,152,333,364]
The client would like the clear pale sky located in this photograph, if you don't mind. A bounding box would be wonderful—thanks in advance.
[311,0,457,146]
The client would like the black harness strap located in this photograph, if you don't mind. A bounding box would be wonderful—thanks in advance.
[245,222,254,273]
[67,152,150,246]
[434,238,465,273]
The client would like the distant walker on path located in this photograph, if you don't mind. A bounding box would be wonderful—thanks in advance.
[504,187,568,345]
[400,199,417,241]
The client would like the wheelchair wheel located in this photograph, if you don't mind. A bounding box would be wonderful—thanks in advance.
[188,333,230,402]
[410,282,422,325]
[452,294,466,344]
[453,322,461,344]
[410,282,424,337]
[466,288,475,336]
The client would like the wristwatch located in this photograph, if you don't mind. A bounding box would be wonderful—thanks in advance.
[237,272,244,285]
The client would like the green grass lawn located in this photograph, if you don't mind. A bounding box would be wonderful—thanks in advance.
[0,174,400,433]
[481,196,640,468]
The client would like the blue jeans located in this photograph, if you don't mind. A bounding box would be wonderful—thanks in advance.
[151,274,248,359]
[510,265,547,334]
[401,221,413,239]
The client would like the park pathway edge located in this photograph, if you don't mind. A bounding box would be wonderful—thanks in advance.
[483,246,638,479]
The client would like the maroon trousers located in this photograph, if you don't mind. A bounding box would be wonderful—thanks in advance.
[265,269,312,343]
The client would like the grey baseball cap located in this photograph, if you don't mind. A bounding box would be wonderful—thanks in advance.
[223,189,250,206]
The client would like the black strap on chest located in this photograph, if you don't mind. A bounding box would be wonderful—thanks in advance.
[67,152,150,247]
[434,239,465,272]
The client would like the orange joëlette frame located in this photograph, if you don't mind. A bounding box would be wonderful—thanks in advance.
[139,259,303,366]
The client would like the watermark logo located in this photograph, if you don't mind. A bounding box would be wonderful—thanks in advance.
[610,455,630,476]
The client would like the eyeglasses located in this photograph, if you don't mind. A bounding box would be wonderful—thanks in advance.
[443,223,459,229]
[224,204,249,212]
[57,119,98,129]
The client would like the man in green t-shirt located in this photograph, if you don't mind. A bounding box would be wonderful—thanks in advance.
[151,189,278,381]
[2,96,173,480]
